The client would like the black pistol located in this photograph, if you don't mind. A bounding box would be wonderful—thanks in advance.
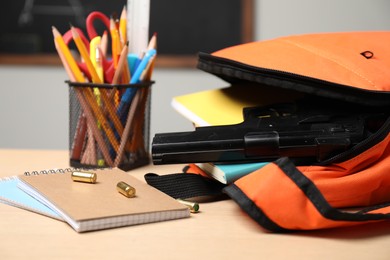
[152,99,383,165]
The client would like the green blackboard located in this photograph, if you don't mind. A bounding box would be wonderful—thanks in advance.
[0,0,253,67]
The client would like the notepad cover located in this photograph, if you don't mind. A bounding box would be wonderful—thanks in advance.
[18,168,190,232]
[171,84,303,126]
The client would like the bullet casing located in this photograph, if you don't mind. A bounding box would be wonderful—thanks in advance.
[176,199,199,213]
[117,181,136,198]
[71,171,97,183]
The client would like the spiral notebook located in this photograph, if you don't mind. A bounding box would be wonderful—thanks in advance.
[17,168,190,232]
[0,176,62,220]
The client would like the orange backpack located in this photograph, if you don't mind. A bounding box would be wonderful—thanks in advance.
[224,130,390,231]
[199,31,390,106]
[149,31,390,232]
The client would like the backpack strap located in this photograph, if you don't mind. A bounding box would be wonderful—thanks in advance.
[144,164,226,200]
[224,156,390,232]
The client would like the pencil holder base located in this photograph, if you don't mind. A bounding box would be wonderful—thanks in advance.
[70,156,150,171]
[67,81,153,171]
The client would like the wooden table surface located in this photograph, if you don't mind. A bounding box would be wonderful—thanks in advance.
[1,149,390,260]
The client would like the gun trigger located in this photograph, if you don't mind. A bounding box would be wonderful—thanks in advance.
[243,103,295,120]
[243,107,261,119]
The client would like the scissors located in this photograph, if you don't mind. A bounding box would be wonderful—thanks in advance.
[61,11,115,83]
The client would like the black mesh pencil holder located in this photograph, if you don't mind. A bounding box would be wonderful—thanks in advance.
[67,81,154,171]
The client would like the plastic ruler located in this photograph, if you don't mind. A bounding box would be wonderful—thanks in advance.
[127,0,150,56]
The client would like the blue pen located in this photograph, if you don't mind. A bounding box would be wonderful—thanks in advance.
[117,48,157,123]
[130,49,156,84]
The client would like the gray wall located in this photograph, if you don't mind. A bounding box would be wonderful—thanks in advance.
[1,0,390,149]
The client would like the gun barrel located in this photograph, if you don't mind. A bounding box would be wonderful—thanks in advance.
[152,128,355,165]
[151,104,379,165]
[152,130,248,164]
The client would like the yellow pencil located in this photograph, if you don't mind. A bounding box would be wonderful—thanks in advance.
[90,36,104,81]
[90,36,106,166]
[71,26,122,153]
[52,26,113,166]
[53,27,85,82]
[119,5,127,44]
[71,26,101,83]
[89,36,103,106]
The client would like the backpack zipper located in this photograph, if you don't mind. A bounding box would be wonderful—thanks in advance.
[197,52,390,107]
[318,115,390,165]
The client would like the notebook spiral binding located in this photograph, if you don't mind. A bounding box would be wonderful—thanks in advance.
[24,167,111,176]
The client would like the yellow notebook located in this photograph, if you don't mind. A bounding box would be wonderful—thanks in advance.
[171,84,304,126]
[18,168,190,232]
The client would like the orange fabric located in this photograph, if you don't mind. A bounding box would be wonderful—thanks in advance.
[212,31,390,92]
[184,163,213,179]
[233,132,390,231]
[234,164,366,230]
[300,133,390,208]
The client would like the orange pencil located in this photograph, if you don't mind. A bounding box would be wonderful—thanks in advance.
[71,113,88,161]
[110,17,122,67]
[52,26,113,166]
[81,127,97,165]
[71,24,124,137]
[111,41,129,85]
[71,26,122,153]
[111,41,130,109]
[147,32,157,51]
[128,86,149,157]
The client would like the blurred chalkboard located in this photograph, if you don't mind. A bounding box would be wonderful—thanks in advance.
[0,0,253,67]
